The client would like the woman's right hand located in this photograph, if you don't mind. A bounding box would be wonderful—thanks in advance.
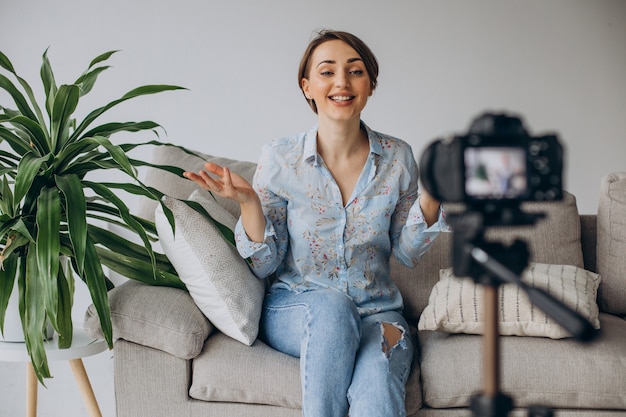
[184,162,266,242]
[183,162,257,205]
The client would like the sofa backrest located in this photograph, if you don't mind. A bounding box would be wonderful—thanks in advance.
[394,192,585,321]
[137,146,256,222]
[140,145,607,324]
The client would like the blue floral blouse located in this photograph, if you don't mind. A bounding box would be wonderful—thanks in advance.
[235,122,449,316]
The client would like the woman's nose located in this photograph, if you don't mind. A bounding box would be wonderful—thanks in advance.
[335,72,350,88]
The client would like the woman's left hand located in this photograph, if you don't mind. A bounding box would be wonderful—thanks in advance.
[419,188,441,227]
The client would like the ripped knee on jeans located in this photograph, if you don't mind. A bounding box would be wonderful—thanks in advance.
[380,322,406,358]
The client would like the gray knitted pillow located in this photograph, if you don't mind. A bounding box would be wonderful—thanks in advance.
[155,190,264,345]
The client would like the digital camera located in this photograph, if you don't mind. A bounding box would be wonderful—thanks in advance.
[419,112,564,207]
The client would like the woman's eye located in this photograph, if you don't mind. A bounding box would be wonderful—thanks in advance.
[320,71,333,76]
[350,69,364,76]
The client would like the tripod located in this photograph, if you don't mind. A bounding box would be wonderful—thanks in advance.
[447,208,598,417]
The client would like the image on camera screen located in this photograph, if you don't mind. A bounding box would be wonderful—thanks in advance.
[464,147,527,199]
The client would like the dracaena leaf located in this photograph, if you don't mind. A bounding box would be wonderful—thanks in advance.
[40,48,57,118]
[0,50,15,72]
[95,246,185,290]
[0,252,18,335]
[0,125,33,156]
[91,135,138,178]
[54,262,73,348]
[0,73,37,121]
[74,66,110,96]
[70,85,186,142]
[24,244,52,383]
[50,84,80,152]
[55,174,87,274]
[85,180,157,277]
[0,50,46,125]
[6,115,49,155]
[87,50,119,69]
[82,236,112,348]
[14,152,47,206]
[80,120,160,139]
[35,187,61,331]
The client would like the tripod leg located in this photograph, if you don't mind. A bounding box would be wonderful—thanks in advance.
[470,284,513,417]
[483,285,500,396]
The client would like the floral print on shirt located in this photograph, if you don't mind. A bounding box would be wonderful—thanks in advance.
[236,122,450,316]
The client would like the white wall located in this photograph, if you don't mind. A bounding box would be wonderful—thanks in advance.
[1,1,625,416]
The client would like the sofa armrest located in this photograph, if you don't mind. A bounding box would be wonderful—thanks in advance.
[84,280,213,360]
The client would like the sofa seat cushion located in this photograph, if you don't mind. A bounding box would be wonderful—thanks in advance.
[189,332,424,414]
[419,313,626,410]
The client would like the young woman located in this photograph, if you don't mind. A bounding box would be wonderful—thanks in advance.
[184,29,448,417]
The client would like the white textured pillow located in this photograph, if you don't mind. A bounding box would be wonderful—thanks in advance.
[418,263,601,339]
[155,189,264,345]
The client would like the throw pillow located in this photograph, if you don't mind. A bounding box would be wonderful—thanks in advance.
[155,189,265,346]
[418,262,601,339]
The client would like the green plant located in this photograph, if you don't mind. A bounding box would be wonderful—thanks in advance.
[0,49,195,382]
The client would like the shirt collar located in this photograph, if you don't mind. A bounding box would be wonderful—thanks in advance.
[303,121,384,166]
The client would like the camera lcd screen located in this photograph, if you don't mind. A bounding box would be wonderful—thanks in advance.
[464,147,527,199]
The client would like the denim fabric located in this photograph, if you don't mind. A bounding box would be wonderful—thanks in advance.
[260,288,414,417]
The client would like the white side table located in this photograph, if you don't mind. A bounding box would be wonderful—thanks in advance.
[0,326,107,417]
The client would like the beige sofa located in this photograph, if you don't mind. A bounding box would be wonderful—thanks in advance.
[85,146,626,417]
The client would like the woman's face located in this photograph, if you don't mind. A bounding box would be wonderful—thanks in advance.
[301,39,373,124]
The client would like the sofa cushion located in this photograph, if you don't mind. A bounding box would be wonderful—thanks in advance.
[597,172,626,315]
[396,191,585,323]
[84,280,212,360]
[418,263,601,339]
[155,190,265,346]
[191,333,301,408]
[189,332,424,414]
[419,313,626,410]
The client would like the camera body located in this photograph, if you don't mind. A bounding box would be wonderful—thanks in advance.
[420,112,564,208]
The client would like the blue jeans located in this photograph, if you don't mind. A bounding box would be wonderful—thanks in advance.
[260,288,414,417]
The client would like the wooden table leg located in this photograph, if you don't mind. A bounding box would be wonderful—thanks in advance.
[69,358,102,417]
[26,362,37,417]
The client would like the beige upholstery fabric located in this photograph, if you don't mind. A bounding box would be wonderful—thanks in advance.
[597,172,626,315]
[420,313,626,410]
[397,191,584,323]
[190,333,302,408]
[189,332,424,414]
[485,192,585,268]
[137,146,257,222]
[418,263,601,339]
[84,280,212,359]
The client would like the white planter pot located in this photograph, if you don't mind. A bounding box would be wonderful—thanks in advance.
[0,286,54,343]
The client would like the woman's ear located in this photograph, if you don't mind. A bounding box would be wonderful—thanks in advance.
[301,78,311,99]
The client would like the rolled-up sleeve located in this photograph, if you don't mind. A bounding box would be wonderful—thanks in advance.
[234,143,290,279]
[394,195,450,268]
[235,217,279,279]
